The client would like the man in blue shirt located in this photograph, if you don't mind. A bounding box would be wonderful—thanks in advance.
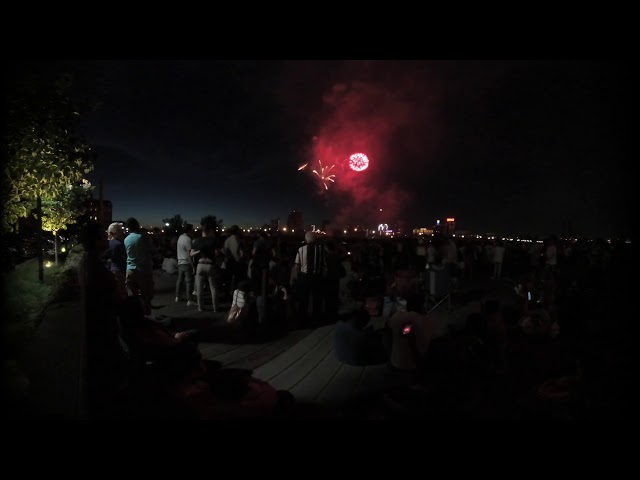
[123,217,155,315]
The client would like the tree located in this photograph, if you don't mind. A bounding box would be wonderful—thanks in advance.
[41,178,94,265]
[162,214,184,234]
[3,71,95,233]
[3,68,95,281]
[200,215,223,233]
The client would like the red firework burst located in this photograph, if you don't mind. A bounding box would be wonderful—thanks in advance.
[349,153,369,172]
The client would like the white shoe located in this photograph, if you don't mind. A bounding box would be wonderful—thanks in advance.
[187,301,196,307]
[175,297,180,303]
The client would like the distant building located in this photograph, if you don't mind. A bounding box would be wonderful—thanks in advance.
[446,217,456,235]
[88,199,112,230]
[86,179,112,231]
[413,227,434,236]
[287,210,304,232]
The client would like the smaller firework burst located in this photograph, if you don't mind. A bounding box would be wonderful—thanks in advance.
[312,160,336,190]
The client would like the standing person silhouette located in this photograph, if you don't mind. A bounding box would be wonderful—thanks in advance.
[493,240,506,280]
[106,222,127,300]
[175,223,196,306]
[294,231,327,325]
[224,225,244,296]
[123,217,155,316]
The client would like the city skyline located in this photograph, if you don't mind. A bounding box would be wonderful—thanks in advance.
[8,60,631,239]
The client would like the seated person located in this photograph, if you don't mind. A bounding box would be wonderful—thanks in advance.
[387,296,435,371]
[228,278,255,327]
[117,296,200,376]
[162,257,178,275]
[510,308,572,382]
[389,268,420,300]
[176,366,288,420]
[335,309,388,366]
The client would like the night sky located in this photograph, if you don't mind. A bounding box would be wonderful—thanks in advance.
[9,60,632,238]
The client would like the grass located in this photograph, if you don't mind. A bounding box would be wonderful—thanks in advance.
[2,250,82,359]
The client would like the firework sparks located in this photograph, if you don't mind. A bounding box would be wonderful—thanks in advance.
[298,163,308,171]
[312,160,336,190]
[349,153,369,172]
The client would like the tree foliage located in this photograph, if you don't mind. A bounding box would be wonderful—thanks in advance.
[3,71,95,233]
[162,214,184,233]
[200,215,223,231]
[41,179,94,236]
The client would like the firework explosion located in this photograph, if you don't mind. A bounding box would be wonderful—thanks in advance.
[348,152,369,171]
[312,160,336,190]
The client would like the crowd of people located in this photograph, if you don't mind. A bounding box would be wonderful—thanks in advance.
[84,215,630,419]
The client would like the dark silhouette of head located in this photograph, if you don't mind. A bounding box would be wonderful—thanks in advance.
[237,278,251,292]
[125,217,140,231]
[79,221,106,252]
[304,231,316,244]
[351,308,370,329]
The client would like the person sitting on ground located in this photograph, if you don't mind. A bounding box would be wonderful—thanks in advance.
[506,307,579,416]
[175,362,293,420]
[227,278,255,328]
[387,295,435,371]
[335,308,388,366]
[117,296,201,377]
[162,256,178,275]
